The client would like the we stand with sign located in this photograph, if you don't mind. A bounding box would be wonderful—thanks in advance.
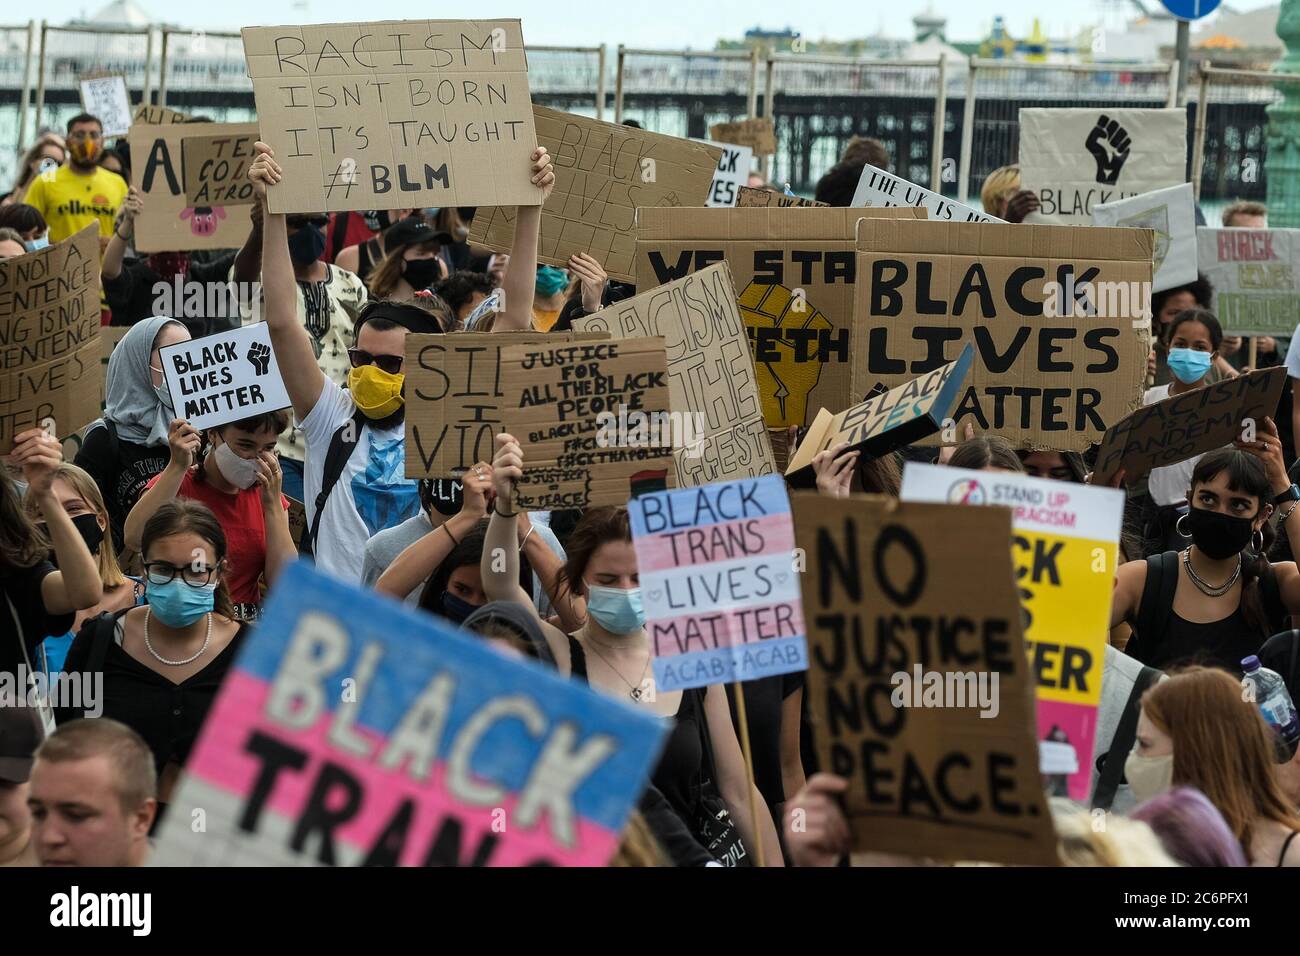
[160,324,291,431]
[151,562,668,866]
[900,462,1124,802]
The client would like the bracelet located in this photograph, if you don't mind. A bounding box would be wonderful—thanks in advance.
[520,525,536,551]
[115,229,131,241]
[441,523,460,547]
[1281,501,1300,524]
[494,501,518,518]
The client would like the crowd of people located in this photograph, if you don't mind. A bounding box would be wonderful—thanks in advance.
[2,108,1299,871]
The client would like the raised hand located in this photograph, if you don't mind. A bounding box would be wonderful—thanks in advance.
[492,433,524,505]
[460,461,494,519]
[812,441,859,499]
[1085,114,1131,186]
[531,147,556,203]
[248,142,282,199]
[568,252,608,313]
[254,451,282,508]
[6,429,63,497]
[167,419,201,470]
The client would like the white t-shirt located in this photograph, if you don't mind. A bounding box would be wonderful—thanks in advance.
[1285,333,1300,379]
[1143,383,1202,506]
[300,377,420,583]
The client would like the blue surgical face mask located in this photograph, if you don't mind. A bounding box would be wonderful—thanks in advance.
[440,591,479,625]
[586,585,645,635]
[146,578,216,628]
[1167,347,1212,385]
[535,265,569,297]
[24,234,49,252]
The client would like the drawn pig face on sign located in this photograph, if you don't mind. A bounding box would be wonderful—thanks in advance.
[180,205,226,236]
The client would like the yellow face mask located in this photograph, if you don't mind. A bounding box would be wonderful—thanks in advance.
[347,365,405,419]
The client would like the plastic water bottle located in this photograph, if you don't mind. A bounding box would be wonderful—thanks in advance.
[1242,656,1300,755]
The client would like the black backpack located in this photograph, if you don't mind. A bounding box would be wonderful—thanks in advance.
[300,409,367,558]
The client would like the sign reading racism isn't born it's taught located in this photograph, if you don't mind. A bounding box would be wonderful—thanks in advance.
[149,561,668,866]
[852,218,1154,451]
[501,338,676,510]
[790,493,1057,866]
[900,462,1125,803]
[0,224,103,454]
[241,20,541,214]
[160,324,291,431]
[630,475,806,692]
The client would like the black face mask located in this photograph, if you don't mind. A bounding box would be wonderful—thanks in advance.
[288,225,326,267]
[363,209,391,232]
[48,514,103,567]
[1186,505,1256,560]
[402,257,440,291]
[428,479,463,518]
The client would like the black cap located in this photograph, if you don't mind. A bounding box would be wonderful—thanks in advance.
[384,216,452,252]
[0,705,45,784]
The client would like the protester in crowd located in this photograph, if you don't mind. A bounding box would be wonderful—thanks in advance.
[813,136,889,206]
[124,413,293,622]
[0,707,44,866]
[328,207,413,270]
[21,113,126,248]
[364,217,452,302]
[0,203,48,249]
[1090,644,1164,814]
[0,228,26,259]
[2,430,103,680]
[101,186,238,333]
[26,719,157,867]
[434,270,497,326]
[246,140,551,582]
[1148,277,1235,385]
[1018,449,1086,482]
[1135,309,1228,554]
[481,434,784,865]
[60,501,248,807]
[231,200,370,502]
[1130,787,1250,867]
[8,133,67,205]
[1131,667,1300,866]
[98,147,128,181]
[74,316,191,555]
[1223,199,1267,229]
[1113,434,1300,672]
[22,463,145,675]
[531,265,571,331]
[946,434,1026,473]
[428,206,478,274]
[1052,801,1179,866]
[977,164,1059,224]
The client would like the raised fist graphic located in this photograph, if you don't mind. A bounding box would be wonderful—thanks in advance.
[247,341,272,376]
[1085,114,1131,186]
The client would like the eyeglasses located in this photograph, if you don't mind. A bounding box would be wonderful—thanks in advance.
[144,562,220,588]
[287,215,329,230]
[347,349,404,375]
[68,130,102,142]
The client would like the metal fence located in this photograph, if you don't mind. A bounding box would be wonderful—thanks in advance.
[4,19,1300,215]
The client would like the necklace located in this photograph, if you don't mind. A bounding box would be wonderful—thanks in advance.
[1182,548,1242,598]
[143,607,212,666]
[582,633,651,701]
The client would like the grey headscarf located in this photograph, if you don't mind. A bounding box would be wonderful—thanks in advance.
[103,316,186,446]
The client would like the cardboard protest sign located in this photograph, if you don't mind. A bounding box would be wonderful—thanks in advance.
[630,475,806,692]
[0,225,103,454]
[786,345,973,485]
[901,463,1124,802]
[735,186,826,209]
[404,330,609,479]
[79,74,131,138]
[636,206,925,432]
[791,493,1057,865]
[852,164,1001,223]
[1018,108,1187,224]
[1197,227,1300,335]
[132,103,190,125]
[159,323,291,431]
[286,497,307,547]
[1091,366,1287,486]
[129,121,258,252]
[703,141,753,208]
[183,130,259,206]
[150,561,667,866]
[1092,183,1197,294]
[241,20,540,214]
[574,262,775,487]
[709,117,776,156]
[470,106,723,283]
[851,218,1154,451]
[500,337,676,509]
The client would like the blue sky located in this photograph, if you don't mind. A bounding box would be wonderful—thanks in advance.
[43,0,1283,49]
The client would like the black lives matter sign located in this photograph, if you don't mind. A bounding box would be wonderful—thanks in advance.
[160,324,291,431]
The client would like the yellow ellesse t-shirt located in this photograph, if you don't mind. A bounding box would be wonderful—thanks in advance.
[23,164,128,243]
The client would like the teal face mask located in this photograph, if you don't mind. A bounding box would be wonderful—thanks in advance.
[586,585,645,635]
[535,265,569,297]
[1167,347,1212,385]
[146,578,216,628]
[24,235,49,252]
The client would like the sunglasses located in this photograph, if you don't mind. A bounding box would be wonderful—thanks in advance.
[347,348,404,375]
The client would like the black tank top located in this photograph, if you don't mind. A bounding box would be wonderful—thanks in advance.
[357,238,382,282]
[1136,605,1264,674]
[567,635,706,821]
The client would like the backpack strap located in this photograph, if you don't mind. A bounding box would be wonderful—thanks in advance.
[85,611,123,684]
[1131,551,1179,661]
[327,211,350,263]
[1092,664,1161,811]
[302,409,366,558]
[1259,563,1288,634]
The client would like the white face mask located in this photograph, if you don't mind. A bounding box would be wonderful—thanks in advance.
[212,440,261,490]
[1124,751,1175,804]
